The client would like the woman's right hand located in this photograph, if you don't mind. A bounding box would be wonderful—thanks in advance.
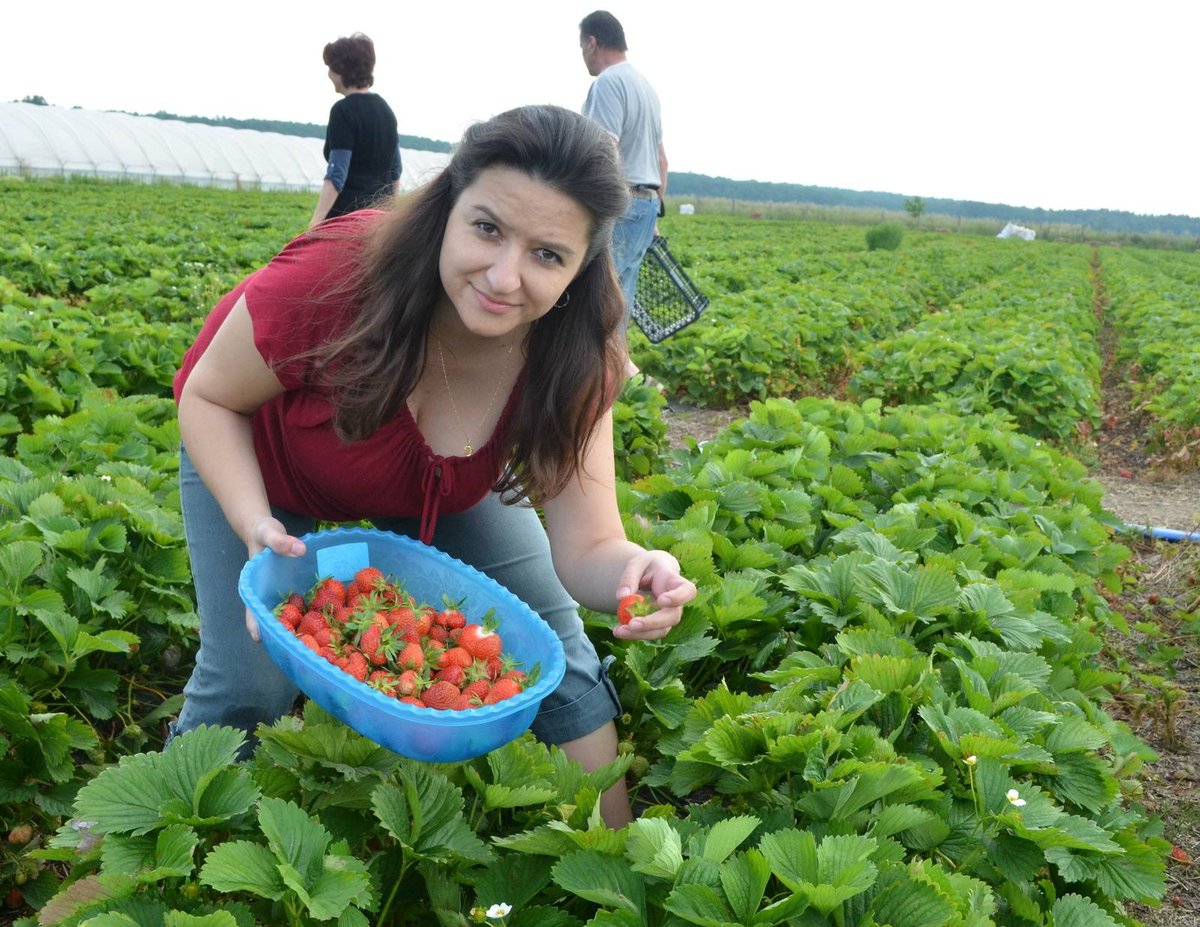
[242,516,307,642]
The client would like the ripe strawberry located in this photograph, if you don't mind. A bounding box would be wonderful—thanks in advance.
[397,642,425,671]
[7,824,33,846]
[435,664,466,688]
[484,678,522,704]
[462,679,491,703]
[428,624,449,643]
[436,606,467,630]
[422,679,461,710]
[312,625,333,648]
[413,608,434,637]
[354,566,385,591]
[286,592,307,610]
[452,694,475,710]
[617,593,654,625]
[297,611,328,637]
[459,624,502,661]
[298,634,321,652]
[399,695,423,707]
[344,652,369,682]
[369,671,399,697]
[388,606,415,630]
[439,646,474,670]
[360,622,387,665]
[310,578,347,613]
[276,603,303,630]
[5,888,23,910]
[396,669,424,697]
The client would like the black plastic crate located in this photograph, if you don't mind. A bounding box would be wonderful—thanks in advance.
[630,236,709,343]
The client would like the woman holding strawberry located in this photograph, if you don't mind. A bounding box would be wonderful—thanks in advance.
[172,104,696,827]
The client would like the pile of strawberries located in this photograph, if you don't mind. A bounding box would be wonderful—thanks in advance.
[274,567,531,711]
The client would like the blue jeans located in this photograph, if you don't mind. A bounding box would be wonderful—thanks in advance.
[174,448,620,749]
[611,196,659,314]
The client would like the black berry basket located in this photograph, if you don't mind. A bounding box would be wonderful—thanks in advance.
[630,236,709,343]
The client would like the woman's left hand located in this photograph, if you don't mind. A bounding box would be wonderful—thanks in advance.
[613,549,697,641]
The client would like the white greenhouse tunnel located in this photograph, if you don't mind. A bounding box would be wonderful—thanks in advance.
[0,102,451,193]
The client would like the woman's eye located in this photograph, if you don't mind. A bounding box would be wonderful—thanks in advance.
[475,221,499,237]
[535,248,562,265]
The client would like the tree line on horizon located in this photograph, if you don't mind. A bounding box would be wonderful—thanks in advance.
[667,172,1200,239]
[25,99,1194,239]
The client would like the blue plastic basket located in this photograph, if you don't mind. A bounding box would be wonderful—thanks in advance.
[238,527,566,763]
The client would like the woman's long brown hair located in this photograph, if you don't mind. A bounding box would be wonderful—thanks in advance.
[308,105,630,505]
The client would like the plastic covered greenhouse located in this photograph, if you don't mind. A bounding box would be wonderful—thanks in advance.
[0,102,450,192]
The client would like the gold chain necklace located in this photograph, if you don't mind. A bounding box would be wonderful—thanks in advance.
[434,335,516,457]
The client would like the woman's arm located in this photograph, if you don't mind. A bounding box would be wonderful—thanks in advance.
[311,148,352,228]
[178,294,307,564]
[542,409,696,640]
[310,179,341,229]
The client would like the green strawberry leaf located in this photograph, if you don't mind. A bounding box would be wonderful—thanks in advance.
[552,850,645,916]
[200,840,287,899]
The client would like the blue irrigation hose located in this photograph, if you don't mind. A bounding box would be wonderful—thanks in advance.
[1126,524,1200,543]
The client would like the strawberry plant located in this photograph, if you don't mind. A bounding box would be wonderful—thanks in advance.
[2,181,1188,926]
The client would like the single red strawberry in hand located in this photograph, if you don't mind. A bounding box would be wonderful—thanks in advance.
[617,593,655,625]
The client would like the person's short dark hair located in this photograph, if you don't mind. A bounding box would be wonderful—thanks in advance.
[323,33,376,88]
[579,11,627,52]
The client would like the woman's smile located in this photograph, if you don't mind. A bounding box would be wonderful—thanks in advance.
[437,165,590,338]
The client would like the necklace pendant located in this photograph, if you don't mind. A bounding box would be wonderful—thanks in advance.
[464,444,473,457]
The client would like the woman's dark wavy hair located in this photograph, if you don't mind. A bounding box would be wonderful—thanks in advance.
[323,33,376,88]
[316,104,630,505]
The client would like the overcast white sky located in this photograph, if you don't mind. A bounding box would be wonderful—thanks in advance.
[6,1,1197,217]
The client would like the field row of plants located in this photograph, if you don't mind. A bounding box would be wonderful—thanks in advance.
[639,218,1032,406]
[0,178,1181,926]
[1100,249,1200,454]
[848,246,1101,440]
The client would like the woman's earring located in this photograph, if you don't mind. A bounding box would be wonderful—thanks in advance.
[553,291,571,309]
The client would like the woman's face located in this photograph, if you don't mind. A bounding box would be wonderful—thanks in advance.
[437,166,591,340]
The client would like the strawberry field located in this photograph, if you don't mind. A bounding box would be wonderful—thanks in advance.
[3,177,1199,927]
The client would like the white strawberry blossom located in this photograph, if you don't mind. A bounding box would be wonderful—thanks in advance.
[487,903,513,919]
[964,755,977,765]
[1006,788,1027,807]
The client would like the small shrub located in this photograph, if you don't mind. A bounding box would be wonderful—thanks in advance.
[865,222,904,251]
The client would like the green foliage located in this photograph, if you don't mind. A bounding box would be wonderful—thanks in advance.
[866,223,905,251]
[611,378,669,483]
[1,180,1180,927]
[1103,248,1200,453]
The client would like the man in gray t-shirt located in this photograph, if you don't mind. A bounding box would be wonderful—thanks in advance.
[580,10,669,380]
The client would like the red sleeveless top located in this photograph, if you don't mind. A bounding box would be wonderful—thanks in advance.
[173,212,520,543]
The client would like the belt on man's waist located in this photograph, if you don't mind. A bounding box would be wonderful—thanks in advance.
[630,183,658,200]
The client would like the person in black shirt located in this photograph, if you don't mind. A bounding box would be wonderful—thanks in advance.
[311,33,402,228]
